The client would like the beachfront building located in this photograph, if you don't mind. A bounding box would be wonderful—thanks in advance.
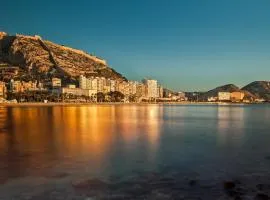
[136,83,147,98]
[128,81,137,95]
[79,75,91,89]
[143,79,158,98]
[118,81,130,96]
[78,75,164,101]
[110,79,116,92]
[9,79,39,92]
[218,92,231,101]
[97,77,106,93]
[231,91,245,102]
[80,75,119,94]
[55,87,97,97]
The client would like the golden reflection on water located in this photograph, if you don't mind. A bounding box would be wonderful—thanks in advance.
[0,105,163,178]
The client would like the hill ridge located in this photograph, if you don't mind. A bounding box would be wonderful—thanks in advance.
[0,32,126,83]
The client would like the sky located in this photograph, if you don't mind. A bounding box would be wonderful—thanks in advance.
[1,0,270,91]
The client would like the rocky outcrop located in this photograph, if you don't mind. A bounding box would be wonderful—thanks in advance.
[0,32,126,82]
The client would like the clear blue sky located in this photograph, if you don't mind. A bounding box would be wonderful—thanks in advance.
[1,0,270,91]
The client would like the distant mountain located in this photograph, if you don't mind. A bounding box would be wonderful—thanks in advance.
[199,84,240,101]
[199,84,257,101]
[242,81,270,101]
[0,32,126,83]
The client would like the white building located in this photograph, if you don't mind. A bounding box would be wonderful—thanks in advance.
[97,77,106,92]
[90,78,98,90]
[54,87,97,97]
[110,79,116,92]
[218,92,231,101]
[143,79,158,98]
[79,75,91,89]
[128,81,137,95]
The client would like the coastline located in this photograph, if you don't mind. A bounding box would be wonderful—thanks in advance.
[0,101,267,107]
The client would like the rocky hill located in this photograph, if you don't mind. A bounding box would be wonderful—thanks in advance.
[199,84,239,101]
[0,32,126,83]
[242,81,270,101]
[199,84,257,101]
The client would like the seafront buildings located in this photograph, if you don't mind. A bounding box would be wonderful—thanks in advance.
[0,81,7,98]
[218,92,231,101]
[77,75,163,100]
[9,79,41,92]
[216,91,245,102]
[143,79,158,98]
[231,91,245,102]
[20,75,162,102]
[3,76,164,102]
[1,76,265,103]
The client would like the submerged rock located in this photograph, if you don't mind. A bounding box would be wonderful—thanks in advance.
[189,179,197,186]
[223,181,236,190]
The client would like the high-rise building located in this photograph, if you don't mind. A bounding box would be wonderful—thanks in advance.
[110,79,116,92]
[97,77,106,92]
[91,78,98,91]
[136,83,147,97]
[79,75,87,89]
[79,75,91,89]
[128,81,137,95]
[118,81,129,96]
[143,79,158,98]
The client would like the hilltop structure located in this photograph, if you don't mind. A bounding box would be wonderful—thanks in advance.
[0,32,126,83]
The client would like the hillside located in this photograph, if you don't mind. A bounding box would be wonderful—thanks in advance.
[199,84,257,101]
[242,81,270,101]
[199,84,240,101]
[0,32,126,83]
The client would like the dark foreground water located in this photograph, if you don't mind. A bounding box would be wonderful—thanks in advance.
[0,104,270,199]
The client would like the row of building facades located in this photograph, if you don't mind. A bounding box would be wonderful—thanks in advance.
[208,91,264,103]
[207,92,245,102]
[0,76,165,102]
[1,78,265,103]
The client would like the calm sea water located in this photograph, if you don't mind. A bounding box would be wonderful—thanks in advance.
[0,104,270,198]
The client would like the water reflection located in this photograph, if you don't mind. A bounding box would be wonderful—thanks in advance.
[217,105,245,146]
[0,105,164,180]
[1,104,270,185]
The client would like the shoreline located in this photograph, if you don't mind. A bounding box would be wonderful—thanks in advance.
[0,101,268,107]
